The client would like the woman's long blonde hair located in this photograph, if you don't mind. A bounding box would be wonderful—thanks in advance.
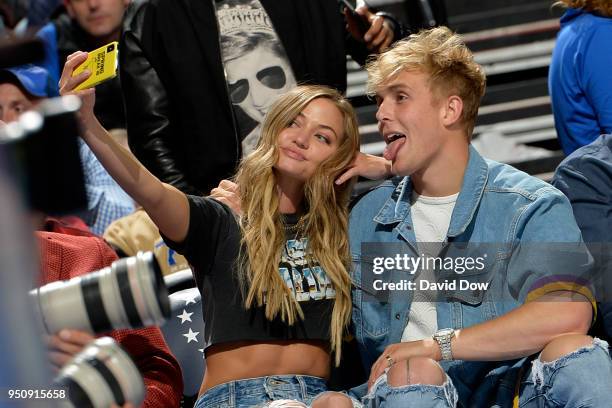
[234,85,360,365]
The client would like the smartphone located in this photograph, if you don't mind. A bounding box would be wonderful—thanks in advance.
[340,0,369,35]
[72,42,119,91]
[341,0,358,13]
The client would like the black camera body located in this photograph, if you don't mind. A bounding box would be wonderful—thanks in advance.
[0,96,88,215]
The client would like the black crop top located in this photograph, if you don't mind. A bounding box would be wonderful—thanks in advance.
[164,195,335,351]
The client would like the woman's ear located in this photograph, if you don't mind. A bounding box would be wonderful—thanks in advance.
[441,95,464,127]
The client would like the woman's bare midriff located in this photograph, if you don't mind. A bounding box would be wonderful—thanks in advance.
[198,340,331,396]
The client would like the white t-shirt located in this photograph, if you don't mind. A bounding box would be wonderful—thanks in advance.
[401,191,458,342]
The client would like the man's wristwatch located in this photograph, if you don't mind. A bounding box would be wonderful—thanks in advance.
[433,328,455,361]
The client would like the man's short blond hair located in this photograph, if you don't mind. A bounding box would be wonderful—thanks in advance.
[366,26,486,137]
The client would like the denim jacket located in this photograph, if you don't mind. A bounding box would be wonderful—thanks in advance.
[349,146,594,401]
[552,134,612,337]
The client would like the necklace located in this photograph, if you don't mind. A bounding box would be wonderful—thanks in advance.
[283,214,306,232]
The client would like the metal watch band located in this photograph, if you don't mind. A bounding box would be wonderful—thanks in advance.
[438,337,453,361]
[434,329,454,361]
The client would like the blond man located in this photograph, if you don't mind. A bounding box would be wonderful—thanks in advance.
[345,27,612,407]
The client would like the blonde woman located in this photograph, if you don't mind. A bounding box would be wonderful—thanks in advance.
[60,51,366,407]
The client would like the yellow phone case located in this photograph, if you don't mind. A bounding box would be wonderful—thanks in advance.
[73,41,119,91]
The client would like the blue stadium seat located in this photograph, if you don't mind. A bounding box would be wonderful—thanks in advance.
[160,287,206,404]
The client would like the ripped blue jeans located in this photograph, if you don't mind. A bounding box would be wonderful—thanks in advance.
[362,338,612,408]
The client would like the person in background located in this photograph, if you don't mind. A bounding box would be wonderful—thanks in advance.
[0,64,134,234]
[549,0,612,155]
[37,0,130,130]
[38,218,183,407]
[552,133,612,340]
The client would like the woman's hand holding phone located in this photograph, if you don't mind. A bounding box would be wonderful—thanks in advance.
[59,51,97,134]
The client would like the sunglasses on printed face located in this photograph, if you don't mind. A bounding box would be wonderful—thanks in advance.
[228,66,287,104]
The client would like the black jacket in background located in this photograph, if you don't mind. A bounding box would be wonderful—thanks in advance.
[53,13,126,130]
[120,0,374,196]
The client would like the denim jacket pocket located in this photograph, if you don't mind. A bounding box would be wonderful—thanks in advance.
[352,254,391,339]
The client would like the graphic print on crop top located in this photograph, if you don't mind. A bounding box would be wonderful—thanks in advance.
[278,237,336,302]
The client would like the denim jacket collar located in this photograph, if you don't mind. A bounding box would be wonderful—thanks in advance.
[372,145,489,239]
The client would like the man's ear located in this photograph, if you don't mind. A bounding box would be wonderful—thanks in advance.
[441,95,463,127]
[64,0,75,18]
